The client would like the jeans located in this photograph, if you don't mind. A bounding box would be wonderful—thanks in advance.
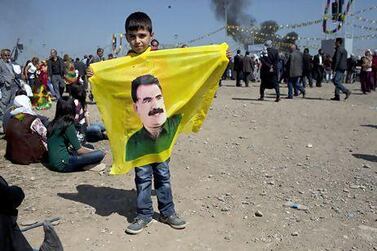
[333,71,349,97]
[288,77,304,98]
[62,150,105,172]
[51,75,65,99]
[135,160,175,220]
[85,123,106,142]
[47,80,57,97]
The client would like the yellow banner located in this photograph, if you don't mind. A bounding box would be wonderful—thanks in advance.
[90,43,229,174]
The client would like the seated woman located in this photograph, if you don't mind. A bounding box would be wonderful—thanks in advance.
[70,84,107,143]
[4,94,47,165]
[47,97,105,172]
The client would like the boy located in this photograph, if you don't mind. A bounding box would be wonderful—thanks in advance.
[88,11,231,235]
[88,12,185,235]
[124,12,186,234]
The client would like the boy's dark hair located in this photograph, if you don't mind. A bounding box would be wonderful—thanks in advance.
[245,51,250,56]
[125,12,152,33]
[304,48,309,53]
[131,74,161,103]
[237,49,241,54]
[336,37,343,44]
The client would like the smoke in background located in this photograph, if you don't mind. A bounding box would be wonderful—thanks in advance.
[210,0,256,45]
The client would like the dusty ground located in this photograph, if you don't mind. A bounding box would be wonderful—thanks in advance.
[1,80,376,251]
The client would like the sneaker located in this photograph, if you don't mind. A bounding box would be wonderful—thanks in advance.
[160,214,186,229]
[125,218,152,234]
[275,96,281,102]
[257,97,264,101]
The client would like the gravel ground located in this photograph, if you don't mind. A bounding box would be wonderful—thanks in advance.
[1,80,376,251]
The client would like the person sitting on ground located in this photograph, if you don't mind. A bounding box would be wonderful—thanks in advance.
[47,96,105,172]
[4,94,47,165]
[0,175,63,251]
[70,84,107,143]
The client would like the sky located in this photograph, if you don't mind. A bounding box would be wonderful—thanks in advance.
[1,0,377,63]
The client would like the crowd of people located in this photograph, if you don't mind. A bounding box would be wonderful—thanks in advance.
[0,46,113,250]
[0,46,109,171]
[230,38,377,102]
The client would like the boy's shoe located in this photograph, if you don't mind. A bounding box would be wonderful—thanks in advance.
[160,214,186,229]
[126,218,152,234]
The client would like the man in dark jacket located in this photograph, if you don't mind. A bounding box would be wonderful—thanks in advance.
[242,51,254,87]
[313,49,324,87]
[331,38,351,101]
[233,50,243,87]
[302,48,313,88]
[287,44,305,99]
[259,40,280,102]
[0,176,63,251]
[47,49,65,99]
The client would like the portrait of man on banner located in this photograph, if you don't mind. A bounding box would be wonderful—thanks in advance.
[126,74,182,162]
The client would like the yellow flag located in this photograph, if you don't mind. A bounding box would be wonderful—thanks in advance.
[90,43,229,174]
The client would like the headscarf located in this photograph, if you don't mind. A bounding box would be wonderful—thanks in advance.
[10,95,36,116]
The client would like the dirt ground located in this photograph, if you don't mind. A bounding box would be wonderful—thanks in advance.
[1,80,376,251]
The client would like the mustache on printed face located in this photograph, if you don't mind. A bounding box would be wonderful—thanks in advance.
[148,108,164,116]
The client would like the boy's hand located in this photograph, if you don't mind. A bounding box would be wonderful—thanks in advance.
[226,49,232,60]
[86,67,94,78]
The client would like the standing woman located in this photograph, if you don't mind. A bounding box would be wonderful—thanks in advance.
[24,57,39,88]
[360,50,374,94]
[47,97,105,172]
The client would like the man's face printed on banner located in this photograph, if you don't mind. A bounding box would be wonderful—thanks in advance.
[134,84,167,131]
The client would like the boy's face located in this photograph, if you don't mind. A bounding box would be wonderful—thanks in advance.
[126,29,153,54]
[134,84,167,130]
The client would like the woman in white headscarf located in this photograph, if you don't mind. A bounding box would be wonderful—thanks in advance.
[4,94,47,164]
